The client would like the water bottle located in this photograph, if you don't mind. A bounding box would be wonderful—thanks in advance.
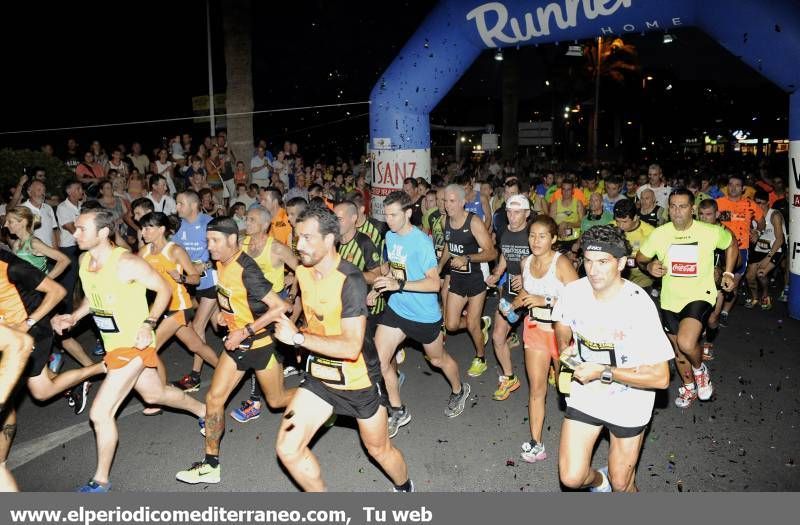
[498,297,519,323]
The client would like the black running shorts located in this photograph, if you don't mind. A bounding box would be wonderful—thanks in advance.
[661,300,712,335]
[565,407,648,439]
[379,306,442,345]
[300,376,388,420]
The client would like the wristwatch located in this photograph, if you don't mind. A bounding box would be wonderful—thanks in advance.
[292,332,305,347]
[544,295,553,307]
[600,366,614,385]
[143,318,158,329]
[25,318,37,328]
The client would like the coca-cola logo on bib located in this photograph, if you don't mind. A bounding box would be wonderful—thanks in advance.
[671,262,697,275]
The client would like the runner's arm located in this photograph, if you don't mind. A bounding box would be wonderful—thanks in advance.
[31,237,71,281]
[250,290,290,332]
[273,240,299,272]
[767,212,785,257]
[0,325,32,405]
[468,214,497,263]
[119,253,171,322]
[27,276,67,328]
[171,244,201,286]
[480,194,492,231]
[574,361,670,390]
[487,255,507,286]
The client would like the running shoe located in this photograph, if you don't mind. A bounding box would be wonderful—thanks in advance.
[444,382,471,418]
[467,357,487,377]
[92,339,106,357]
[481,316,492,345]
[778,287,789,302]
[589,466,612,492]
[393,479,415,492]
[492,375,520,401]
[743,297,757,309]
[198,418,206,437]
[674,385,698,408]
[172,374,201,392]
[48,352,64,374]
[761,295,773,311]
[388,406,411,438]
[396,348,406,364]
[702,343,714,361]
[283,365,299,378]
[77,480,110,493]
[507,332,520,349]
[71,381,91,415]
[230,399,261,423]
[719,311,729,327]
[694,364,713,401]
[520,440,547,463]
[176,461,220,484]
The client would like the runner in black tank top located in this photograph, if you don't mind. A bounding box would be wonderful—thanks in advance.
[438,185,498,379]
[485,194,531,400]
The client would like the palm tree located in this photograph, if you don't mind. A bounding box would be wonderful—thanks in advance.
[583,37,639,163]
[221,0,254,164]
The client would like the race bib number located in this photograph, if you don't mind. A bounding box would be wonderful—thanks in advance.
[667,243,699,277]
[756,238,771,252]
[92,311,119,333]
[529,306,553,323]
[307,355,345,386]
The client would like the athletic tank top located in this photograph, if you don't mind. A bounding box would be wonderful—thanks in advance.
[754,209,785,254]
[554,199,580,241]
[522,252,564,323]
[445,212,481,276]
[464,191,484,219]
[242,235,285,292]
[141,242,192,311]
[499,226,531,297]
[640,205,661,228]
[15,236,47,272]
[80,247,150,350]
[174,213,216,291]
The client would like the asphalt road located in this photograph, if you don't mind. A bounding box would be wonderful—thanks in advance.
[9,294,800,492]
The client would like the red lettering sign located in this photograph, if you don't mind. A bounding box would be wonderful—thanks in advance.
[671,262,697,275]
[374,161,418,187]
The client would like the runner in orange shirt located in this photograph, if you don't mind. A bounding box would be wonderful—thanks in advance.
[715,174,765,326]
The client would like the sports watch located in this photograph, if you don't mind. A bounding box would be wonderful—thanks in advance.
[292,332,305,347]
[544,295,554,307]
[25,318,37,328]
[600,366,614,385]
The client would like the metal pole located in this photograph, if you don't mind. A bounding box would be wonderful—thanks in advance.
[206,0,216,135]
[593,36,601,165]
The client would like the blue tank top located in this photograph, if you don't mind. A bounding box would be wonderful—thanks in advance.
[173,213,216,290]
[386,227,441,323]
[464,190,484,219]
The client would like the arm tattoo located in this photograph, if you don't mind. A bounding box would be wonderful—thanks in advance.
[2,424,17,442]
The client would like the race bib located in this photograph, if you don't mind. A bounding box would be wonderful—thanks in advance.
[756,238,771,252]
[306,355,345,385]
[667,243,699,277]
[91,311,119,333]
[529,306,553,323]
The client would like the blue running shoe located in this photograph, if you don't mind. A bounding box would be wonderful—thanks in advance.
[48,351,64,374]
[199,418,206,437]
[77,480,110,493]
[230,400,262,423]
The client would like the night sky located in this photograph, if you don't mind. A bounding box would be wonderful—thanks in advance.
[0,1,788,160]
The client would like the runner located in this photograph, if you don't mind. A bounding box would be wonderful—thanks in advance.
[745,189,785,311]
[175,217,293,484]
[171,190,220,391]
[612,199,656,296]
[511,215,578,462]
[230,206,300,424]
[0,324,33,492]
[137,212,220,415]
[371,191,469,438]
[715,174,765,325]
[439,184,497,377]
[696,199,739,361]
[555,225,672,492]
[485,195,531,401]
[549,177,584,255]
[272,205,413,492]
[637,189,737,409]
[51,208,206,492]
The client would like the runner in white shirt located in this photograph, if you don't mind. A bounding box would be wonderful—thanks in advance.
[553,225,672,492]
[146,175,177,216]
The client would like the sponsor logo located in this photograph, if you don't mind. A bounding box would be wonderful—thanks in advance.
[671,262,697,275]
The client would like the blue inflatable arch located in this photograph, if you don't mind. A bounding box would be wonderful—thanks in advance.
[368,0,800,318]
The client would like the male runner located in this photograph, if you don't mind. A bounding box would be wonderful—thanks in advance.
[745,189,785,310]
[171,190,220,391]
[273,205,413,492]
[637,189,737,408]
[439,184,497,377]
[486,194,530,400]
[175,217,293,484]
[0,324,33,492]
[371,191,469,438]
[556,225,672,492]
[52,208,206,492]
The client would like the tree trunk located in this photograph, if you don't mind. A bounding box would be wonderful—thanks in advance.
[222,0,254,165]
[501,49,519,162]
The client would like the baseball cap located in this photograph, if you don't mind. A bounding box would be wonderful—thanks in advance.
[506,194,530,210]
